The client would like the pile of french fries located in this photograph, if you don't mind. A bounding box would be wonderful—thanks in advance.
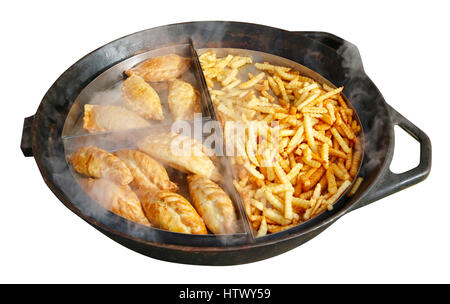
[199,50,363,237]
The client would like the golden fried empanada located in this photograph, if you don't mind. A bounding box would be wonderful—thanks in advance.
[83,104,150,133]
[125,54,191,82]
[141,191,207,234]
[188,175,238,234]
[168,79,201,120]
[81,178,150,226]
[71,146,132,185]
[137,132,221,181]
[114,149,178,198]
[122,74,163,120]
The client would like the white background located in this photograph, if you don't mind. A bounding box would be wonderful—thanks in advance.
[1,0,448,283]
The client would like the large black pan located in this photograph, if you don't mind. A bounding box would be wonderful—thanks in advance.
[20,21,431,265]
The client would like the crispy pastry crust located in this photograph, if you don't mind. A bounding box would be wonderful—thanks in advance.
[71,146,133,185]
[81,178,150,226]
[136,132,221,181]
[124,54,191,82]
[141,191,207,234]
[122,74,164,120]
[168,79,201,120]
[188,174,238,234]
[114,149,178,198]
[83,104,150,133]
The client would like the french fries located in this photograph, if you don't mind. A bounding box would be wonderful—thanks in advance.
[200,50,363,236]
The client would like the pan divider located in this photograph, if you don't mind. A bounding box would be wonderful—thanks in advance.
[189,39,256,241]
[189,39,216,120]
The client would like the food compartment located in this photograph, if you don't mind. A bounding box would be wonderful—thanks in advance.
[63,44,212,138]
[60,44,257,242]
[197,48,365,237]
[62,118,253,240]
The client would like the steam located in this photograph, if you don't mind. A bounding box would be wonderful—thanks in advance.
[52,24,387,248]
[61,38,251,244]
[337,40,389,175]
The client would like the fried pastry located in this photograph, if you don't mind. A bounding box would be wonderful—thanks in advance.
[71,146,132,185]
[141,191,207,234]
[168,79,201,120]
[81,178,150,226]
[83,104,150,133]
[122,74,163,120]
[188,175,238,234]
[114,149,178,198]
[137,132,221,181]
[124,54,191,82]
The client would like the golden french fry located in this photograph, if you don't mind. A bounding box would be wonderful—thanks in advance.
[275,66,297,81]
[314,130,332,146]
[320,143,329,167]
[303,208,312,220]
[326,167,338,194]
[221,68,239,86]
[311,197,325,216]
[331,127,351,153]
[215,54,234,69]
[313,87,343,105]
[279,129,296,137]
[256,216,268,237]
[348,177,363,197]
[349,140,362,177]
[322,83,335,92]
[284,190,294,220]
[261,89,275,102]
[273,76,289,105]
[230,56,252,69]
[273,162,290,185]
[267,75,281,96]
[296,92,320,110]
[263,207,291,226]
[255,62,290,73]
[325,102,336,123]
[329,147,348,159]
[339,162,351,180]
[286,163,303,183]
[286,79,303,89]
[303,166,326,192]
[339,121,356,140]
[254,80,269,91]
[240,72,265,89]
[327,180,352,206]
[267,183,294,193]
[263,188,284,212]
[331,163,350,180]
[298,83,319,94]
[299,189,314,200]
[292,197,309,210]
[303,114,317,152]
[244,162,265,180]
[223,79,242,91]
[288,152,297,169]
[318,173,328,191]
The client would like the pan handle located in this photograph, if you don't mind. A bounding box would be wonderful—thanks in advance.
[355,105,432,209]
[21,115,34,157]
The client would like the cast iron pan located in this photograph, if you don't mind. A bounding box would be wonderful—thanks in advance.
[20,22,431,265]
